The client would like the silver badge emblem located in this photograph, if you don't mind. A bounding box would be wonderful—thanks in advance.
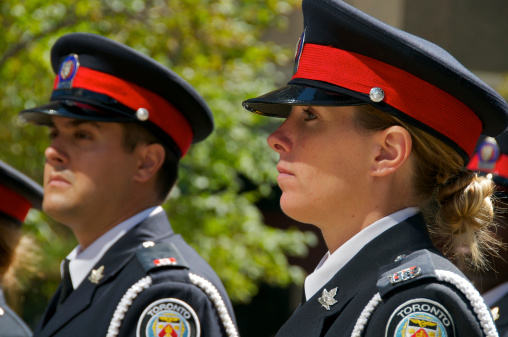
[318,287,338,310]
[88,265,105,284]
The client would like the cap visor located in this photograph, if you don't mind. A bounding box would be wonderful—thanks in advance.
[19,101,133,125]
[243,84,364,117]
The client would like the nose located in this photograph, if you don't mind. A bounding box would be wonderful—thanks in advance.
[267,120,291,154]
[44,138,68,167]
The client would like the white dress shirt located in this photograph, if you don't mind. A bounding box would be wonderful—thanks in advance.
[62,206,163,289]
[304,207,419,300]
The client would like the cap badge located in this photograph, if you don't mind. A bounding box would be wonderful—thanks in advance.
[478,137,500,171]
[293,28,306,75]
[389,266,422,284]
[136,108,150,121]
[369,87,385,102]
[88,265,105,284]
[57,54,80,90]
[318,287,338,310]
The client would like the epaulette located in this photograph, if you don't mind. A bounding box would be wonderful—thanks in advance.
[350,249,498,337]
[106,241,239,337]
[135,241,189,273]
[376,250,437,299]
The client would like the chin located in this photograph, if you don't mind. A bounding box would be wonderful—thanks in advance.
[42,196,76,222]
[280,197,314,225]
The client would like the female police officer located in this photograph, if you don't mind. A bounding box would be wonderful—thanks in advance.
[0,160,43,337]
[242,0,508,336]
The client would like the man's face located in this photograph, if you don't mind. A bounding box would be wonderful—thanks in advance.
[43,116,140,231]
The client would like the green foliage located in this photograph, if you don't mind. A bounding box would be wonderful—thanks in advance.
[0,0,317,314]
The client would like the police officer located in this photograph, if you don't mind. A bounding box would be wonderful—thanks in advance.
[242,0,508,336]
[461,134,508,336]
[0,160,43,337]
[18,33,238,337]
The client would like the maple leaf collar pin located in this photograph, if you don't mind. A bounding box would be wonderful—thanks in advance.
[318,287,338,310]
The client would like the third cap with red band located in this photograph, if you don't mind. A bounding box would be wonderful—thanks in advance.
[467,133,508,190]
[242,0,508,163]
[19,33,214,158]
[0,160,43,225]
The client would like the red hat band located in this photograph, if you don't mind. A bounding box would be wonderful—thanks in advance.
[0,184,31,222]
[53,62,194,156]
[293,43,482,157]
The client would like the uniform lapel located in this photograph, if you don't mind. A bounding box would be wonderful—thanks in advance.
[36,212,174,337]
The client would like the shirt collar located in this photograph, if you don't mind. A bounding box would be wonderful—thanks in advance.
[304,207,419,300]
[63,206,163,289]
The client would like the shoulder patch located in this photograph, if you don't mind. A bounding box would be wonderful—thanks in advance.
[136,242,189,273]
[136,298,200,337]
[386,298,455,337]
[377,250,437,298]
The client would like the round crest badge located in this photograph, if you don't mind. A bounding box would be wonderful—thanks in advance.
[56,54,80,89]
[478,137,500,171]
[386,299,455,337]
[292,29,306,75]
[137,298,200,337]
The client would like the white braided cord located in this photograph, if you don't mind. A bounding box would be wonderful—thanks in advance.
[189,272,239,337]
[435,269,498,337]
[106,276,153,337]
[351,292,382,337]
[350,270,499,337]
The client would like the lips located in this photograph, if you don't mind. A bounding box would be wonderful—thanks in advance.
[276,165,294,181]
[46,173,71,187]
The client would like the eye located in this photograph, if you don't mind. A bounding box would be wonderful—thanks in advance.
[48,128,58,140]
[302,108,317,121]
[75,131,92,140]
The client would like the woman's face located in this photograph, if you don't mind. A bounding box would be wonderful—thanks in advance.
[267,105,378,226]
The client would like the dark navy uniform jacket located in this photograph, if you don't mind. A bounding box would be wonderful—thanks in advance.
[0,288,31,337]
[275,213,497,337]
[34,211,238,337]
[490,293,508,336]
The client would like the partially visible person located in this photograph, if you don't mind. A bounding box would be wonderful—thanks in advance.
[0,160,43,337]
[18,33,238,337]
[460,133,508,336]
[242,0,508,336]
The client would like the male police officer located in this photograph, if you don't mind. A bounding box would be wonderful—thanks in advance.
[18,33,238,337]
[0,160,43,337]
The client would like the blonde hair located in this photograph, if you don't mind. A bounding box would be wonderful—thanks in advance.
[0,218,39,293]
[354,105,499,271]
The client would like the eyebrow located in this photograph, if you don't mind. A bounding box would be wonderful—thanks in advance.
[49,119,102,129]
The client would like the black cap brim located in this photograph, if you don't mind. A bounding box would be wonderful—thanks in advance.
[242,84,365,117]
[19,101,133,126]
[0,161,43,211]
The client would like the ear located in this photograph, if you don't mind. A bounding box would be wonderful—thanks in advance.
[370,126,412,177]
[133,143,165,183]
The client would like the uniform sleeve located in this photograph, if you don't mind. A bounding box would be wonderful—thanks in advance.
[364,281,486,337]
[0,306,32,337]
[114,280,227,337]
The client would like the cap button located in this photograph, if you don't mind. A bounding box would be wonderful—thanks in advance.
[369,87,385,102]
[136,108,150,121]
[142,241,155,248]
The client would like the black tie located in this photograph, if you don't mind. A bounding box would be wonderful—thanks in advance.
[57,259,73,308]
